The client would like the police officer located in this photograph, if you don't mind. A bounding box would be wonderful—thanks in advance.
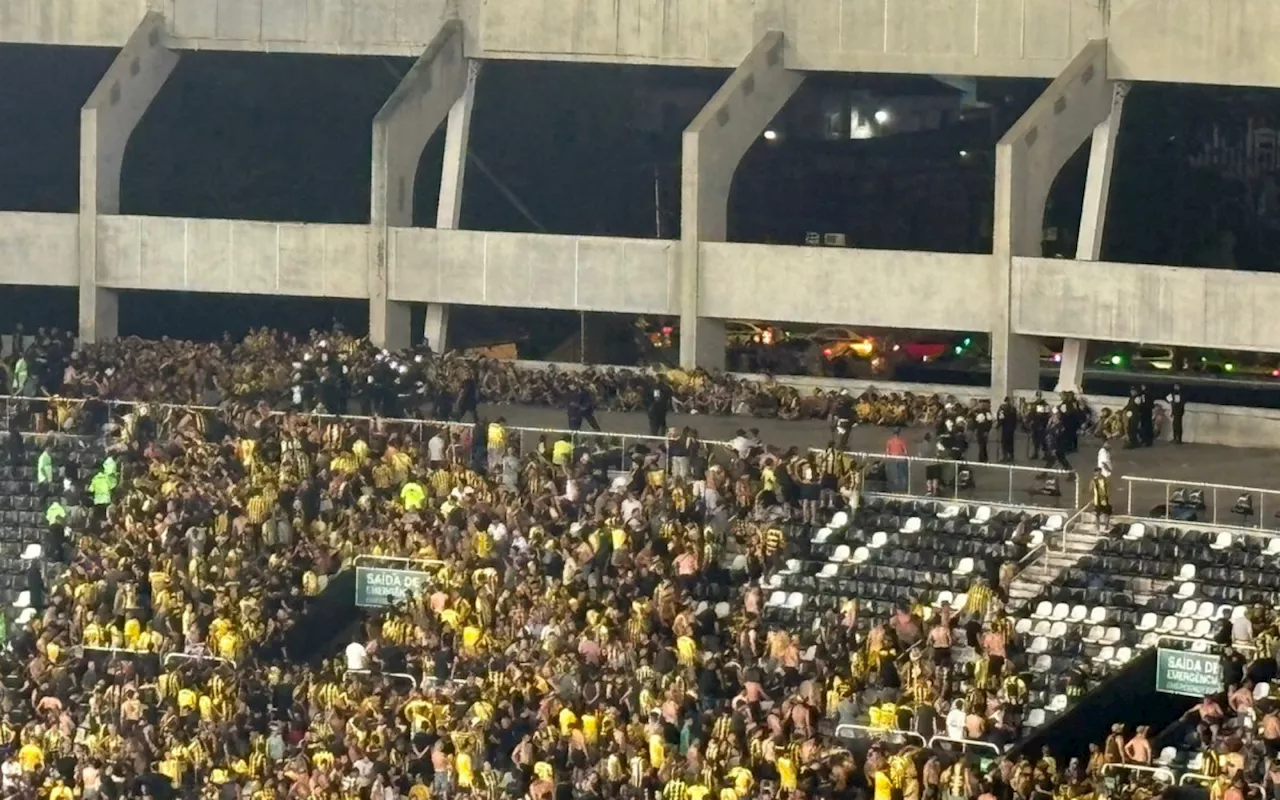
[1028,393,1049,460]
[1125,387,1141,449]
[832,389,855,450]
[1139,383,1155,446]
[1167,383,1186,444]
[972,403,992,463]
[997,397,1018,463]
[645,379,673,436]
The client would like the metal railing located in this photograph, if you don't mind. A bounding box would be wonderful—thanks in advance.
[346,668,418,689]
[833,724,926,747]
[1101,763,1177,784]
[1121,475,1280,534]
[1156,632,1256,654]
[926,735,1003,758]
[844,448,1078,511]
[164,651,236,671]
[0,394,731,477]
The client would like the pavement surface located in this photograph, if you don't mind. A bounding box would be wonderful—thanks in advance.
[478,403,1280,532]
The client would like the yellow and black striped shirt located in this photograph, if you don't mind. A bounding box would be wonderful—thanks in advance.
[664,778,688,800]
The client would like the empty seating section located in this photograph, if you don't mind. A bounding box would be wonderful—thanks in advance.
[761,498,1034,632]
[0,433,101,614]
[1016,519,1280,680]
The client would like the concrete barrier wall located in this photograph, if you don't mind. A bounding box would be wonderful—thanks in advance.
[0,213,78,287]
[96,215,370,298]
[699,242,994,332]
[9,0,1280,91]
[389,228,680,315]
[1012,257,1280,352]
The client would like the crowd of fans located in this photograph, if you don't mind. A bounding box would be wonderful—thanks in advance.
[0,325,1226,800]
[0,327,1125,445]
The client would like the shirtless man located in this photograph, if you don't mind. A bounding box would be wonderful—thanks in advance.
[1123,725,1152,765]
[928,620,953,689]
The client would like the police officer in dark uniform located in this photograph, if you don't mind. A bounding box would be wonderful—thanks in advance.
[1028,393,1049,460]
[997,397,1018,463]
[1139,383,1155,446]
[832,390,855,450]
[1167,383,1186,444]
[645,379,672,436]
[972,403,993,463]
[1125,387,1141,449]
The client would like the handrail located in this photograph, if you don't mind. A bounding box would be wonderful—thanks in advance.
[1101,763,1177,783]
[1120,474,1280,535]
[163,652,235,670]
[0,394,732,449]
[353,555,447,571]
[1156,633,1256,653]
[346,669,417,688]
[926,735,1003,757]
[834,724,926,747]
[1179,773,1216,787]
[1057,502,1096,554]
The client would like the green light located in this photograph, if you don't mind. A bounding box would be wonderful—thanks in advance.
[1110,355,1123,366]
[1225,363,1235,372]
[963,337,972,346]
[954,346,964,355]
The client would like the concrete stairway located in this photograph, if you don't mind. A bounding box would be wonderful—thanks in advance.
[1007,513,1107,612]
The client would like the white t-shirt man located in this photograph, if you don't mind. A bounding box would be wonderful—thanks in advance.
[345,641,368,671]
[428,433,446,464]
[1096,443,1113,478]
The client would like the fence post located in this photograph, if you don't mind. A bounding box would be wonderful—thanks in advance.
[1212,487,1218,527]
[1007,467,1014,506]
[951,461,959,500]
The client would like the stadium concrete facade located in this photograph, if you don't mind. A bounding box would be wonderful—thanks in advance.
[4,0,1280,403]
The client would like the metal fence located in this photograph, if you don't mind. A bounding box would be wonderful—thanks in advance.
[830,448,1079,511]
[0,394,730,476]
[1120,474,1280,534]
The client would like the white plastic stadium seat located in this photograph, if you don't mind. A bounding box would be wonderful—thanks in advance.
[1137,612,1157,631]
[12,591,30,609]
[935,591,954,607]
[974,506,992,524]
[900,517,922,534]
[938,504,962,519]
[830,511,849,530]
[1124,522,1147,540]
[1051,603,1069,621]
[1177,563,1196,581]
[813,527,833,544]
[1044,514,1064,532]
[1068,605,1087,623]
[1210,531,1233,550]
[852,546,871,564]
[831,545,852,563]
[1175,582,1197,599]
[1025,708,1047,727]
[1266,538,1280,556]
[817,563,839,579]
[953,557,974,576]
[870,531,889,548]
[19,544,41,561]
[1014,618,1032,635]
[784,592,805,610]
[1032,601,1053,620]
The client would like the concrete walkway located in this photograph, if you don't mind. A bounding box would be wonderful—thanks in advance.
[479,403,1280,532]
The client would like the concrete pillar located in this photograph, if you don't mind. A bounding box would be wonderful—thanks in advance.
[79,13,178,342]
[370,21,469,350]
[423,58,480,352]
[991,40,1113,402]
[680,32,803,370]
[1056,81,1130,393]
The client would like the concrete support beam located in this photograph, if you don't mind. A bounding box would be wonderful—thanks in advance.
[370,21,468,351]
[991,39,1112,402]
[1056,81,1130,393]
[680,32,803,370]
[79,12,178,342]
[424,58,480,353]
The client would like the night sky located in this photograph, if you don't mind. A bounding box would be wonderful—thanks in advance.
[0,45,1275,351]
